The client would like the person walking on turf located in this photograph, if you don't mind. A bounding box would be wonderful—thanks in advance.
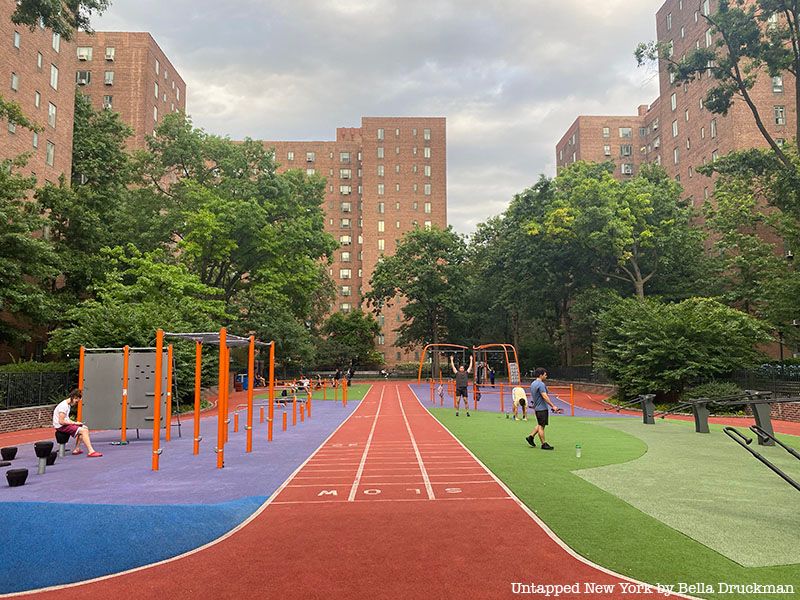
[511,386,528,421]
[53,389,102,457]
[450,355,473,417]
[525,368,562,450]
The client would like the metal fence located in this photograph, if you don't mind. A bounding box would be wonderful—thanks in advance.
[728,368,800,396]
[545,366,611,384]
[0,372,75,410]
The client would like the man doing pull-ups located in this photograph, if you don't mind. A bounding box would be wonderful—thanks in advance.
[450,355,473,417]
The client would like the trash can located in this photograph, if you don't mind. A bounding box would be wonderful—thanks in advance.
[242,375,249,391]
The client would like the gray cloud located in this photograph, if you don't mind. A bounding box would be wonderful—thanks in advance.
[94,0,663,234]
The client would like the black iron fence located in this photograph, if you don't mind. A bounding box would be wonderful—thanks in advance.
[545,366,611,384]
[728,367,800,396]
[0,372,75,410]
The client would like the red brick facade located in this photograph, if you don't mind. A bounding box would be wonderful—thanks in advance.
[0,404,55,433]
[72,31,186,150]
[265,117,447,366]
[0,0,76,182]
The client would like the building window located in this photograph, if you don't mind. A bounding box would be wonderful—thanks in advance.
[153,106,158,123]
[341,201,352,213]
[46,141,55,166]
[306,151,315,162]
[340,151,350,163]
[155,59,160,75]
[712,150,719,161]
[378,202,385,214]
[424,221,432,230]
[423,147,431,158]
[341,286,351,297]
[621,163,633,175]
[619,127,632,138]
[340,168,352,179]
[710,118,717,138]
[339,185,352,195]
[154,81,159,98]
[377,147,384,159]
[306,168,316,176]
[424,184,432,196]
[104,70,114,85]
[773,75,784,93]
[105,47,115,61]
[777,138,786,147]
[32,131,38,148]
[76,70,90,85]
[341,251,351,263]
[424,202,432,214]
[377,239,385,251]
[341,218,351,228]
[377,128,384,140]
[396,220,401,229]
[702,0,710,16]
[670,93,677,111]
[673,148,679,164]
[424,165,431,177]
[10,72,18,91]
[52,33,60,52]
[286,151,294,161]
[341,303,351,314]
[36,51,42,69]
[103,95,112,109]
[666,12,672,30]
[377,334,385,346]
[48,103,56,127]
[8,121,16,134]
[620,144,632,157]
[76,46,92,61]
[775,105,786,125]
[378,184,385,195]
[672,120,678,137]
[424,128,431,140]
[377,165,384,176]
[34,91,40,107]
[13,31,20,48]
[377,220,385,233]
[339,236,352,246]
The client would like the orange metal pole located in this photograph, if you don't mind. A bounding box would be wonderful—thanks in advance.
[307,388,312,418]
[216,328,226,469]
[300,403,305,423]
[571,384,575,417]
[234,411,239,432]
[500,383,504,413]
[260,405,265,423]
[193,341,202,455]
[165,344,173,442]
[246,335,254,453]
[77,346,85,421]
[292,395,297,426]
[121,345,129,443]
[152,329,164,471]
[343,379,347,407]
[268,342,275,442]
[222,343,229,445]
[430,379,434,404]
[282,411,287,431]
[323,380,327,400]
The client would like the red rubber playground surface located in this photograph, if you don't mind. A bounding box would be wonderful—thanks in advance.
[12,383,694,600]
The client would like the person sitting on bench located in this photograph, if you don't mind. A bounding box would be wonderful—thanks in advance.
[53,389,102,458]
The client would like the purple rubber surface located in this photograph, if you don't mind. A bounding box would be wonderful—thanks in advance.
[0,399,359,505]
[409,383,634,418]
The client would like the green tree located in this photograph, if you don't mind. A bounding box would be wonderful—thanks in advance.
[367,226,468,352]
[37,92,134,298]
[596,297,771,399]
[0,156,60,344]
[536,162,705,299]
[316,310,382,369]
[11,0,110,40]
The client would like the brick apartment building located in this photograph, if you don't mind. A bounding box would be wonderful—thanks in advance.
[265,117,447,366]
[1,1,76,182]
[72,31,186,150]
[557,0,796,209]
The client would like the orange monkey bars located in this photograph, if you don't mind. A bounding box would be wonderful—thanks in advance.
[417,343,470,383]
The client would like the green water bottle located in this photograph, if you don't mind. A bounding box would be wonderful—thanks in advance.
[575,443,582,458]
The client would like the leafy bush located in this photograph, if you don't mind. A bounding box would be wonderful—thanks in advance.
[683,381,743,400]
[596,297,772,398]
[0,360,73,373]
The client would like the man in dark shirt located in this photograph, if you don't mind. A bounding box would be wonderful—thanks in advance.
[525,368,562,450]
[450,355,473,417]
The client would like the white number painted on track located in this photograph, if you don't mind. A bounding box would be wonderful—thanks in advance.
[318,490,338,496]
[407,488,421,495]
[363,489,382,495]
[444,488,462,494]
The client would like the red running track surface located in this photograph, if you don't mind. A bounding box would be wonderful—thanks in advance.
[14,383,694,600]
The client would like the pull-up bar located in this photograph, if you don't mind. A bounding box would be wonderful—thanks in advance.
[417,344,470,383]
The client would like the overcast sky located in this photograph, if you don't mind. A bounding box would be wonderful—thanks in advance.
[94,0,663,235]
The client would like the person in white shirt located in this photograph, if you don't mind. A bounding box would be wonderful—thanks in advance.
[511,386,528,421]
[53,389,102,457]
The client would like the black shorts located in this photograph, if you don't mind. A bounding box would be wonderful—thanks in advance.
[535,410,549,427]
[456,386,468,398]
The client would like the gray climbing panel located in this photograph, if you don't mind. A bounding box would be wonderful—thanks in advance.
[509,362,520,385]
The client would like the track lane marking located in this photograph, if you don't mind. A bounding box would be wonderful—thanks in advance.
[396,385,435,500]
[347,387,384,501]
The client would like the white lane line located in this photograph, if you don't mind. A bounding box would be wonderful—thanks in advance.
[396,385,435,500]
[347,387,384,502]
[271,496,514,506]
[285,480,496,488]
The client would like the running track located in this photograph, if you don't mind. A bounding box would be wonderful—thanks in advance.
[13,383,690,600]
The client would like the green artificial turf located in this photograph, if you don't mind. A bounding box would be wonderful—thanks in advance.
[575,419,800,567]
[256,383,372,403]
[429,408,800,600]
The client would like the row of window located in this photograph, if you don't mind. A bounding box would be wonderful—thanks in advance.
[302,164,433,179]
[377,127,432,141]
[10,62,60,92]
[288,151,355,163]
[6,121,56,165]
[11,25,61,53]
[332,211,433,229]
[665,0,710,32]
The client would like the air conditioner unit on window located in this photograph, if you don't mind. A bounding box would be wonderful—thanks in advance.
[78,54,88,61]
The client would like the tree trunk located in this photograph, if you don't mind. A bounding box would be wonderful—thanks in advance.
[561,298,573,367]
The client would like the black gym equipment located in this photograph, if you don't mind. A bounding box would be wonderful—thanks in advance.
[34,441,54,475]
[6,468,28,487]
[45,451,58,466]
[55,430,71,458]
[724,426,800,492]
[1,447,18,461]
